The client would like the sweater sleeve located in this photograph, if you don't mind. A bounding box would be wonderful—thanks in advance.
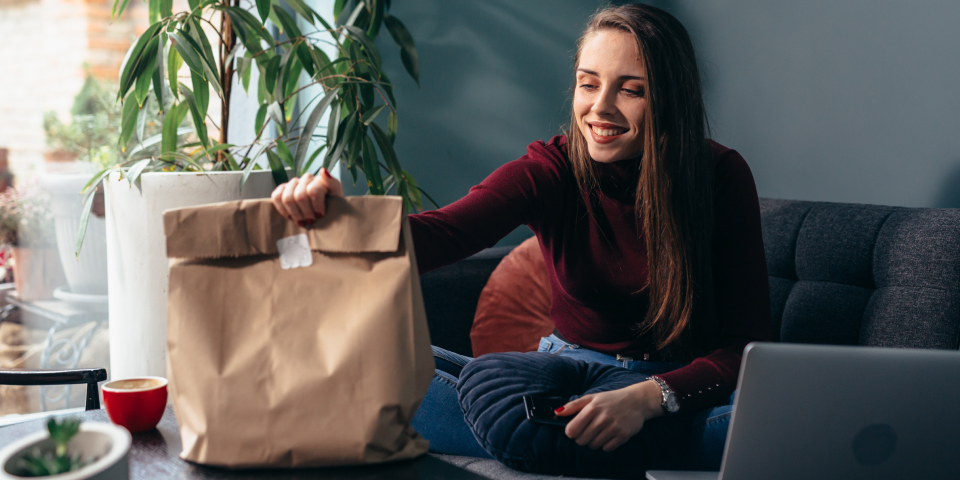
[656,147,773,413]
[408,139,567,274]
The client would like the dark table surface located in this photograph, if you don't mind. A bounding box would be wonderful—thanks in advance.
[0,406,488,480]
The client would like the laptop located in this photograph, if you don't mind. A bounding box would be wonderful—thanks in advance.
[646,342,960,480]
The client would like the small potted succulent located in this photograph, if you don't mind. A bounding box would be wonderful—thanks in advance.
[0,417,131,479]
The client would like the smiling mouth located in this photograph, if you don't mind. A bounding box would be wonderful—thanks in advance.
[589,124,628,137]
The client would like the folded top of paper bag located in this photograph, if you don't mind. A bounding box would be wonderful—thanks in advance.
[163,196,404,259]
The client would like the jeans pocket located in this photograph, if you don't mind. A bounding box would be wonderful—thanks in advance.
[537,337,553,353]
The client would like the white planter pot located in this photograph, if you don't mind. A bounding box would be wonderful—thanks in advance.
[105,171,278,380]
[39,174,108,296]
[0,422,131,480]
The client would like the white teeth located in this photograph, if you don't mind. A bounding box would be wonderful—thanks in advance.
[592,126,626,137]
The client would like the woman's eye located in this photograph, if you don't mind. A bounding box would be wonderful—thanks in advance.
[623,88,644,97]
[579,84,598,91]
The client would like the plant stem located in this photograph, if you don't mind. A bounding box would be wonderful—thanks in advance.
[218,0,238,164]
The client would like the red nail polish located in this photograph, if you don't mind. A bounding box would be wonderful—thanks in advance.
[297,220,306,227]
[306,219,315,226]
[322,169,331,178]
[555,407,565,413]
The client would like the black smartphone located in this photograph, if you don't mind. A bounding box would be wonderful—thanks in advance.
[523,396,571,426]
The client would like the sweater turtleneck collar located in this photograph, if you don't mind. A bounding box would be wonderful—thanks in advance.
[594,156,641,201]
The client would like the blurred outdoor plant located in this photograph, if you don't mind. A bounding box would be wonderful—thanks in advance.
[0,186,55,247]
[43,75,162,169]
[78,0,434,254]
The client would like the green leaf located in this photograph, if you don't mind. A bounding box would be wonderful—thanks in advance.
[272,5,302,38]
[169,32,206,79]
[184,22,223,98]
[325,101,341,156]
[379,69,397,107]
[283,55,304,98]
[148,0,160,24]
[337,0,363,28]
[187,0,199,10]
[160,0,172,18]
[136,100,148,142]
[152,39,166,112]
[384,15,419,85]
[361,134,383,194]
[326,110,357,168]
[360,104,386,125]
[295,86,340,172]
[161,104,190,154]
[402,170,423,210]
[265,149,290,185]
[284,92,298,121]
[342,25,381,71]
[369,121,401,179]
[224,9,261,55]
[267,102,286,134]
[240,55,253,94]
[310,46,337,88]
[264,54,282,94]
[387,110,397,144]
[112,0,132,18]
[333,0,346,19]
[366,0,384,39]
[125,158,152,186]
[179,83,210,148]
[133,37,159,107]
[276,139,296,170]
[76,168,111,257]
[255,0,270,23]
[286,0,318,25]
[119,95,141,151]
[254,102,268,134]
[296,42,316,78]
[167,45,182,99]
[190,68,209,122]
[118,22,163,100]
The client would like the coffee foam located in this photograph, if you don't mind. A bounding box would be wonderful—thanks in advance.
[105,378,164,391]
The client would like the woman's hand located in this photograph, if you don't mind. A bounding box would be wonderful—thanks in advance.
[270,167,343,226]
[554,380,664,452]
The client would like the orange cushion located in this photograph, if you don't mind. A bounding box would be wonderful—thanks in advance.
[471,236,553,356]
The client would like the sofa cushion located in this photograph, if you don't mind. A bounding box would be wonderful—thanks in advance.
[471,237,553,356]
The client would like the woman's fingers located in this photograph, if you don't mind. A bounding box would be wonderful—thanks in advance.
[271,184,292,219]
[555,396,590,417]
[305,174,329,217]
[281,178,308,222]
[320,168,344,196]
[602,435,628,453]
[563,399,595,440]
[294,174,316,223]
[587,420,617,449]
[270,169,344,223]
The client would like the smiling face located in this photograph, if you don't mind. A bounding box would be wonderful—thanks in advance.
[574,29,647,164]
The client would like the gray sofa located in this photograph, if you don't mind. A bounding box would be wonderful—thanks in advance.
[418,198,960,479]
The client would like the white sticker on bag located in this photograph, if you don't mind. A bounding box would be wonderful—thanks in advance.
[277,233,313,269]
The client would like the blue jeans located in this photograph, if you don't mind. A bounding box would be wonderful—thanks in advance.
[411,334,735,470]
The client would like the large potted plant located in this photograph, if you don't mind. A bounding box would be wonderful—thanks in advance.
[0,187,66,301]
[83,0,429,380]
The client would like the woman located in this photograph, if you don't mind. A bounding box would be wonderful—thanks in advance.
[272,4,770,476]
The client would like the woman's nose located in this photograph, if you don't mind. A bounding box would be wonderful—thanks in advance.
[592,86,618,115]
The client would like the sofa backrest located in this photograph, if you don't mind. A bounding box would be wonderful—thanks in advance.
[420,199,960,357]
[760,198,960,350]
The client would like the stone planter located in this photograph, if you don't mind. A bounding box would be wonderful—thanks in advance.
[0,422,131,480]
[39,174,109,296]
[104,171,277,380]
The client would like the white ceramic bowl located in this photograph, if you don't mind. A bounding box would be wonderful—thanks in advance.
[0,422,130,480]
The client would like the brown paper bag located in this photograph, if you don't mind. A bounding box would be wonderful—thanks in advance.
[163,196,433,468]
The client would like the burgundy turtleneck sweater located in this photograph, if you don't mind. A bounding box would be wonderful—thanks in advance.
[409,135,771,412]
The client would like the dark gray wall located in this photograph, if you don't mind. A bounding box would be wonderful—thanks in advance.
[376,0,960,247]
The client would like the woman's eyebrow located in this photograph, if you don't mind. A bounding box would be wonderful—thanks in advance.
[576,68,645,81]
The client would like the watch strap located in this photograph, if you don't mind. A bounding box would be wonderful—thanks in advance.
[649,375,680,414]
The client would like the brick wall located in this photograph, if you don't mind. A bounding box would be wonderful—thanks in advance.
[0,0,147,183]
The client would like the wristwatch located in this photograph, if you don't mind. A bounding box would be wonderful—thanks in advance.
[649,376,680,414]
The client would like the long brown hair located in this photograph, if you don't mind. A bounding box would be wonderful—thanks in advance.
[567,4,714,352]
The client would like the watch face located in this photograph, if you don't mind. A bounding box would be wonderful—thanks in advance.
[665,396,680,413]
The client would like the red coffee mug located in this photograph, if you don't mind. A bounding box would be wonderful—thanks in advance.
[102,377,168,433]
